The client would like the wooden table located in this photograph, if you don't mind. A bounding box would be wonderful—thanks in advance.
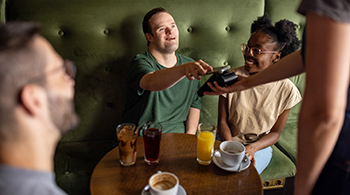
[90,133,263,195]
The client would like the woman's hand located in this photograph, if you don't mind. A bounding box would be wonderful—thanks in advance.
[245,144,257,166]
[204,75,249,95]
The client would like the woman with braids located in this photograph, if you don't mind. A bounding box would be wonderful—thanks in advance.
[217,14,302,174]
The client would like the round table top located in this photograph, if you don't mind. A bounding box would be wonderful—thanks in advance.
[90,133,263,195]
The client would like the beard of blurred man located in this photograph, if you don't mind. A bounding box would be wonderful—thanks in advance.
[46,88,79,135]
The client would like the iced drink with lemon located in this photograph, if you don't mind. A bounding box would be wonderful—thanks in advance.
[197,123,216,165]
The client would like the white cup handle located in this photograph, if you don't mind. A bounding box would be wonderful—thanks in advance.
[214,150,221,158]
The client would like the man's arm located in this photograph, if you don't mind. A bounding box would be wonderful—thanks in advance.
[140,60,213,91]
[295,13,350,195]
[205,50,305,95]
[217,95,233,141]
[186,107,200,134]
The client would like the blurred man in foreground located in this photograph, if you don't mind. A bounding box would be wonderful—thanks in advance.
[0,22,79,195]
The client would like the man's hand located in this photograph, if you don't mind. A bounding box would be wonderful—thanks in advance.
[181,59,213,80]
[204,75,249,95]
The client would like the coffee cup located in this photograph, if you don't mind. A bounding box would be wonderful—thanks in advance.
[218,141,245,167]
[149,171,179,195]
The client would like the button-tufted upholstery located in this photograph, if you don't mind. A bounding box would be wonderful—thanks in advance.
[2,0,305,194]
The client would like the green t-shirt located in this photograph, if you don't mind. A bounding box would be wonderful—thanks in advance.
[122,51,202,134]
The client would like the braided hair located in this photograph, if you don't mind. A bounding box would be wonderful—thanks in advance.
[250,13,300,58]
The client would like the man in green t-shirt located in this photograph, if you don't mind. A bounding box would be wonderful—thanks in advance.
[122,7,213,134]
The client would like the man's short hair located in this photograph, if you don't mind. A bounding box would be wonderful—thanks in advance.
[0,22,45,131]
[142,7,169,35]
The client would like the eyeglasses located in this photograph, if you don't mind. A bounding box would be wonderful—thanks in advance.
[61,60,76,79]
[241,43,278,58]
[28,59,76,83]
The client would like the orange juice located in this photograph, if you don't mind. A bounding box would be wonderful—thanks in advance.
[197,131,215,165]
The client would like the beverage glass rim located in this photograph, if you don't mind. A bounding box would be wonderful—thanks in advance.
[197,123,216,133]
[142,122,162,132]
[116,123,138,134]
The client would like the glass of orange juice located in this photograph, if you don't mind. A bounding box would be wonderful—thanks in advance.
[197,123,216,165]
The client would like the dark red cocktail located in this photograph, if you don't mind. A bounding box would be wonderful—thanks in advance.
[143,123,162,165]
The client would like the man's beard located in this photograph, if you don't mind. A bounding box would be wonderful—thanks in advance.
[46,90,79,135]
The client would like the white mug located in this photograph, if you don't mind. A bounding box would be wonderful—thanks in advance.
[149,171,179,195]
[218,141,245,167]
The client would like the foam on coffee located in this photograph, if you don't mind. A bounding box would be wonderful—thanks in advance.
[223,144,244,154]
[152,181,175,190]
[150,174,177,190]
[225,148,242,154]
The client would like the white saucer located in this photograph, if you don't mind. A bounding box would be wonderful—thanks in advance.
[141,185,186,195]
[212,150,251,172]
